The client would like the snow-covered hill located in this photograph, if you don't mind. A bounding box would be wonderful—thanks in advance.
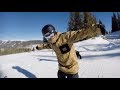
[0,40,42,49]
[105,30,120,39]
[0,31,120,78]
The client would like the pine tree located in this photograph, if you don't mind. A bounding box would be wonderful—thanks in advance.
[67,12,83,31]
[67,12,75,31]
[83,12,89,27]
[83,12,101,37]
[74,12,83,30]
[83,12,97,28]
[67,12,102,39]
[117,12,120,30]
[99,19,106,35]
[92,15,97,26]
[112,12,119,32]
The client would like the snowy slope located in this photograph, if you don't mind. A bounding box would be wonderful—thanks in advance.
[0,35,120,78]
[0,40,42,49]
[105,30,120,39]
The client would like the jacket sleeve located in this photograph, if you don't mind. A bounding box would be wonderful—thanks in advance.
[36,43,51,50]
[64,27,97,43]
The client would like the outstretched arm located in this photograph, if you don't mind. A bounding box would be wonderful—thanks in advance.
[36,43,51,50]
[64,27,98,43]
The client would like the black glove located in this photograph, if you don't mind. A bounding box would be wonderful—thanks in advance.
[36,45,39,50]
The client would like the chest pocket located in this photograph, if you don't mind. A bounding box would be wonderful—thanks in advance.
[59,44,70,54]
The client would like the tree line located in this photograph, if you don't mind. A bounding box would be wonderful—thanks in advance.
[112,12,120,32]
[67,12,107,36]
[0,48,31,56]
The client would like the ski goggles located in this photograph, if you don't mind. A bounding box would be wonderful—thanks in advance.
[44,30,55,40]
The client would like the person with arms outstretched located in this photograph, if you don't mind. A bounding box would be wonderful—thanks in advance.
[35,24,97,78]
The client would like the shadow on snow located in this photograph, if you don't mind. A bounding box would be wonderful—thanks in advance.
[12,66,37,78]
[37,58,57,62]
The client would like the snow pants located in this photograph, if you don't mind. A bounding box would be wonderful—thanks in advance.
[57,70,79,78]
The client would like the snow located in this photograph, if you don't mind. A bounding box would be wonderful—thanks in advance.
[11,43,16,47]
[0,33,120,78]
[105,30,120,39]
[0,41,7,45]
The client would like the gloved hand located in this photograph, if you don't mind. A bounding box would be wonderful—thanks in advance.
[36,45,39,50]
[35,44,43,50]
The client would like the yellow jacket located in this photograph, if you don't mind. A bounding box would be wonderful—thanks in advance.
[37,28,97,74]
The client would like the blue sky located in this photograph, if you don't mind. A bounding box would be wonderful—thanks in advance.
[0,12,116,40]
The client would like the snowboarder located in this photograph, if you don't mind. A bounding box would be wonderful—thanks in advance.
[35,24,96,78]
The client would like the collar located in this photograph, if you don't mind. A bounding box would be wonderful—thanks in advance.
[48,32,61,44]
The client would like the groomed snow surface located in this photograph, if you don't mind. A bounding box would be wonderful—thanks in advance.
[0,33,120,78]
